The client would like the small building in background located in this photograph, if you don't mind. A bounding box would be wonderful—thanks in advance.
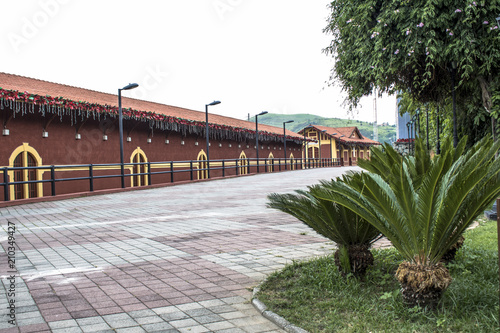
[298,125,381,166]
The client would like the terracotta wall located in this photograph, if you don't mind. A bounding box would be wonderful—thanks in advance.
[0,107,302,201]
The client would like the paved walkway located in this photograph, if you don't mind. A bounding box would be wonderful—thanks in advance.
[0,167,360,333]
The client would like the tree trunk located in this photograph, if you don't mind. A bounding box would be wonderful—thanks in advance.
[395,261,452,309]
[478,76,496,142]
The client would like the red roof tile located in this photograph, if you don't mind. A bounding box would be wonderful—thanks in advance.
[299,124,381,145]
[0,72,300,138]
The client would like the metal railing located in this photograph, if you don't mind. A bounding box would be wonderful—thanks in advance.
[0,157,341,202]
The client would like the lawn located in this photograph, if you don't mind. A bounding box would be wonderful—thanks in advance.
[257,219,499,332]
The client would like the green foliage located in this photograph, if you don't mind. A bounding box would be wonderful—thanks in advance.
[258,221,499,332]
[324,0,500,110]
[267,173,382,247]
[315,136,500,265]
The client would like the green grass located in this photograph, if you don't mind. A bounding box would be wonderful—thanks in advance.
[257,219,499,332]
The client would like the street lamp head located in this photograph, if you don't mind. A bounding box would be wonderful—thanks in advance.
[283,120,294,124]
[258,111,268,116]
[207,100,221,106]
[121,83,139,91]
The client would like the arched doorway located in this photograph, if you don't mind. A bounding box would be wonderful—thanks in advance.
[197,150,208,180]
[239,151,248,175]
[130,147,148,187]
[9,143,43,200]
[267,153,275,173]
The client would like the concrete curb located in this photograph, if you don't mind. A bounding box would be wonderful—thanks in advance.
[252,286,309,333]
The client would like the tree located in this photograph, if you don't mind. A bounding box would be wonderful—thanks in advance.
[267,174,382,277]
[315,136,500,307]
[324,0,500,115]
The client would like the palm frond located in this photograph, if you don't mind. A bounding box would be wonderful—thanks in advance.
[267,177,381,247]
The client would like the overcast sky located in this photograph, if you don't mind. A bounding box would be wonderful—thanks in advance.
[1,0,397,125]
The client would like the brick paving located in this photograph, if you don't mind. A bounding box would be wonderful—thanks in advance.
[0,167,360,332]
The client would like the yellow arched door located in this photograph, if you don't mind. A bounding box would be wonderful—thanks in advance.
[130,148,148,187]
[9,143,43,200]
[267,153,274,173]
[239,151,248,175]
[197,151,208,180]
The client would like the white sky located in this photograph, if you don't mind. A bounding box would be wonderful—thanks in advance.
[1,0,397,125]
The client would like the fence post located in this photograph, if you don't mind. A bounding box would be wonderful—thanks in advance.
[222,160,225,178]
[236,159,239,176]
[147,161,152,186]
[170,161,174,183]
[51,165,56,196]
[3,167,9,201]
[190,161,193,181]
[89,164,94,192]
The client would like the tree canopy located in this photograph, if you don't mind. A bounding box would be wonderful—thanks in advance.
[324,0,500,113]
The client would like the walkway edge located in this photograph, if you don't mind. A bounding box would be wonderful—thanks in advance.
[252,286,309,333]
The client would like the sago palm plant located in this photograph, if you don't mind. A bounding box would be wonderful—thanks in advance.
[359,138,466,262]
[267,173,382,277]
[315,136,500,308]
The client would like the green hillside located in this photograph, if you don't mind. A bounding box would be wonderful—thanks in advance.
[254,113,396,144]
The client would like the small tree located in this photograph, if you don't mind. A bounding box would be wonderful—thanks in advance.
[315,136,500,307]
[324,0,500,114]
[267,174,382,277]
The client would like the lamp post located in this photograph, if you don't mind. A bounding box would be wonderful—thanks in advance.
[205,100,221,179]
[416,108,420,137]
[318,130,327,167]
[283,120,294,169]
[339,135,345,165]
[118,83,139,188]
[255,111,268,173]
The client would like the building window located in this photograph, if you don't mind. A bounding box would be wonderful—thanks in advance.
[130,147,148,187]
[9,143,43,200]
[197,150,208,180]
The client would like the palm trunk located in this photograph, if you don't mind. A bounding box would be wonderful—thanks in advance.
[395,261,452,309]
[334,244,374,278]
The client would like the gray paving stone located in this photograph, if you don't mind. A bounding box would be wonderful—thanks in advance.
[0,168,359,333]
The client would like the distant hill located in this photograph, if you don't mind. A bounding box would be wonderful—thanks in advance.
[254,113,396,144]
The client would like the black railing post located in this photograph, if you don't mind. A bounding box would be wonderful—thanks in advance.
[89,164,94,192]
[3,167,9,201]
[236,159,239,176]
[190,161,194,181]
[222,160,225,178]
[51,165,56,196]
[147,161,152,185]
[170,161,174,183]
[279,159,282,172]
[247,158,250,174]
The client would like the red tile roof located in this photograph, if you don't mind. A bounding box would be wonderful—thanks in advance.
[299,124,381,146]
[0,72,301,139]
